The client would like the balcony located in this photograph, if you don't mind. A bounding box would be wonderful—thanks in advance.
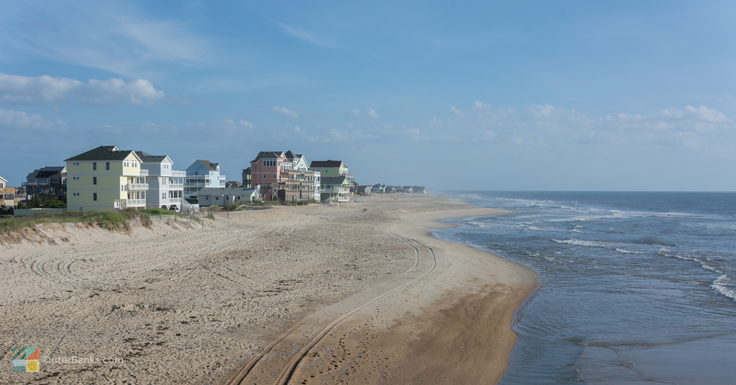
[172,170,186,177]
[168,184,184,190]
[123,169,149,177]
[123,199,146,208]
[126,183,149,191]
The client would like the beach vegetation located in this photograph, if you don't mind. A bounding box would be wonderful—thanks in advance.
[0,209,152,234]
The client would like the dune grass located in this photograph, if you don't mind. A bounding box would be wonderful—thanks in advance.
[0,209,152,234]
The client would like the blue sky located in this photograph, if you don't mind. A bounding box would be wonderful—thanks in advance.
[1,0,735,191]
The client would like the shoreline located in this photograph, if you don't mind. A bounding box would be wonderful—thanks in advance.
[225,196,538,384]
[0,194,537,385]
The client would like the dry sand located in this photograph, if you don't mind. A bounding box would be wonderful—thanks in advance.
[0,194,536,385]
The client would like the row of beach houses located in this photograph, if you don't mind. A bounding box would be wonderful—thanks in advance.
[2,145,421,214]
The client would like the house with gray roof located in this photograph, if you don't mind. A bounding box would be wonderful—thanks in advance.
[184,160,226,201]
[135,151,186,210]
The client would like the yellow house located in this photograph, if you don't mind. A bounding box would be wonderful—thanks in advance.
[0,176,16,208]
[65,146,149,211]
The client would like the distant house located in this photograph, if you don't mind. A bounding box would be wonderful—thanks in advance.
[197,186,261,207]
[184,160,226,200]
[356,185,372,196]
[413,186,427,194]
[371,184,386,193]
[320,176,351,202]
[135,151,186,211]
[65,145,149,211]
[225,181,241,188]
[24,166,66,199]
[249,150,320,202]
[310,160,353,202]
[0,176,16,208]
[309,160,349,178]
[241,167,252,188]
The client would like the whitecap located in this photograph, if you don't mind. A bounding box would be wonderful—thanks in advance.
[712,275,736,301]
[614,248,644,254]
[552,239,609,248]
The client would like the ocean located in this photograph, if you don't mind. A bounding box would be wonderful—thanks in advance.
[434,191,736,385]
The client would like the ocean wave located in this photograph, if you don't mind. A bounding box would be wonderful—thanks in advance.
[629,237,677,247]
[712,275,736,301]
[657,249,733,301]
[467,220,489,228]
[552,239,609,248]
[656,248,720,272]
[570,225,584,233]
[493,197,567,209]
[542,207,703,224]
[614,248,644,254]
[552,238,647,256]
[517,223,554,232]
[457,194,484,200]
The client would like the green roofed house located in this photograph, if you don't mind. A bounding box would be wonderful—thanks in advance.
[320,176,350,202]
[309,160,348,178]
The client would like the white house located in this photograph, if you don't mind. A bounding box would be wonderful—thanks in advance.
[197,186,261,207]
[184,160,226,200]
[135,151,186,211]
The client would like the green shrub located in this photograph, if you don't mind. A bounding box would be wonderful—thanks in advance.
[144,208,178,216]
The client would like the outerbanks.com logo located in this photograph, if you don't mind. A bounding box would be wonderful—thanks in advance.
[11,346,40,373]
[9,346,124,373]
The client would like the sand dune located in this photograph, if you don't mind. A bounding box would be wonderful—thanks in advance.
[0,195,535,385]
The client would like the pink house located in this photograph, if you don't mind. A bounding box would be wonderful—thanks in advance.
[250,151,288,186]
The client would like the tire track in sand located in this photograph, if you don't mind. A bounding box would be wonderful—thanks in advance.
[225,235,437,385]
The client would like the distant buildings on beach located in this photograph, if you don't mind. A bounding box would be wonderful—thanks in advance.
[0,145,426,214]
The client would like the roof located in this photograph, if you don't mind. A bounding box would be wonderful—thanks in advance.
[134,151,168,163]
[193,160,219,171]
[27,166,65,179]
[251,151,284,162]
[65,145,139,161]
[321,176,348,185]
[284,150,304,161]
[310,160,343,168]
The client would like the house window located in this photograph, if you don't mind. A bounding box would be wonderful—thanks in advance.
[93,177,97,185]
[162,193,166,199]
[106,162,110,170]
[92,162,97,170]
[93,192,98,201]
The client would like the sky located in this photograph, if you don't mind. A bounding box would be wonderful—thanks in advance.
[1,0,735,191]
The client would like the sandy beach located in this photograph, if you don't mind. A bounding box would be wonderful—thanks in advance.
[0,194,536,385]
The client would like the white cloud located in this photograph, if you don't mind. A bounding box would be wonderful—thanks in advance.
[451,106,464,117]
[473,100,490,110]
[0,3,210,78]
[0,73,164,105]
[293,125,303,134]
[366,108,380,118]
[276,22,338,48]
[0,108,58,130]
[683,105,729,124]
[439,102,732,148]
[272,106,300,118]
[351,108,379,118]
[239,120,254,128]
[475,129,497,141]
